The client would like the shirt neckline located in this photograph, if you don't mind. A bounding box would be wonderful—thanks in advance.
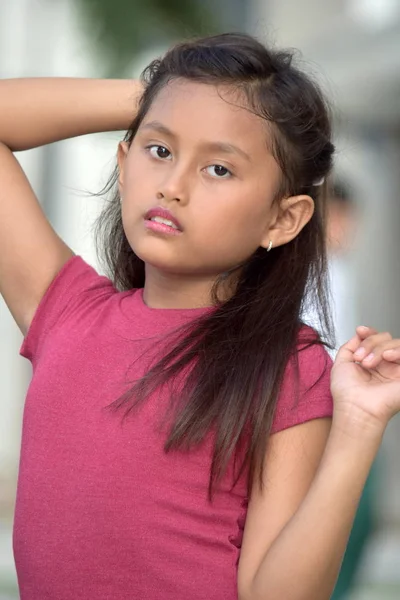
[136,288,213,317]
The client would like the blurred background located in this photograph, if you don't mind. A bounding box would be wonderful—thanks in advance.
[1,0,400,598]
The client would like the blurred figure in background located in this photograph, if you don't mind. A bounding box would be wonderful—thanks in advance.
[326,179,358,350]
[311,178,379,600]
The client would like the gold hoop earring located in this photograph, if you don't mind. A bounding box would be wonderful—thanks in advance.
[267,240,273,252]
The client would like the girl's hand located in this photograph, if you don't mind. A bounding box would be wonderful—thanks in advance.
[331,326,400,434]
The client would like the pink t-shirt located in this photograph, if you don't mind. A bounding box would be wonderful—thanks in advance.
[14,256,333,600]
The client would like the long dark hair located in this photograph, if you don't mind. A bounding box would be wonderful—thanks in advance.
[95,33,335,498]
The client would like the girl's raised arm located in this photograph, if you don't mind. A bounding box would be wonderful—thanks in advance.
[0,78,140,151]
[0,78,140,336]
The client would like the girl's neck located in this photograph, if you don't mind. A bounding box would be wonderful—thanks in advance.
[142,265,217,309]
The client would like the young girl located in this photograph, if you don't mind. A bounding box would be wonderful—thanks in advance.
[1,33,399,600]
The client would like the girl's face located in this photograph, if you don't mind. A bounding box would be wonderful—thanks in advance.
[118,80,311,278]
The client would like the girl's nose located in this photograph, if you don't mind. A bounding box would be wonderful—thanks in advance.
[157,168,190,205]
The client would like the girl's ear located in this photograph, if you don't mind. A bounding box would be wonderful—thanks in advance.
[117,142,129,196]
[260,194,315,250]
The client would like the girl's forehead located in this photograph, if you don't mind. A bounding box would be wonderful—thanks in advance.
[141,80,271,155]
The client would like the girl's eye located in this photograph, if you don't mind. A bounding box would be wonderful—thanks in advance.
[205,165,232,178]
[147,145,172,160]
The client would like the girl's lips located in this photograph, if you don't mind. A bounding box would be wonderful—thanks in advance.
[144,220,182,236]
[144,206,183,231]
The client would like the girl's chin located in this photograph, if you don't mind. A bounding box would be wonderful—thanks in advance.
[137,253,190,275]
[130,239,185,271]
[130,240,227,277]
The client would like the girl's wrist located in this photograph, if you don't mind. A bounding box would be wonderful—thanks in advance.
[318,421,382,494]
[101,78,143,130]
[330,407,385,449]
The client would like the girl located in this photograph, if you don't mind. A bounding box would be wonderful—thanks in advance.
[0,33,399,600]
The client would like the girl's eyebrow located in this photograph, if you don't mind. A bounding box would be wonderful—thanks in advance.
[141,120,251,162]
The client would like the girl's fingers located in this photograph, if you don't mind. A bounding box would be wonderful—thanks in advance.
[353,331,392,362]
[382,346,400,362]
[355,325,378,339]
[358,339,400,367]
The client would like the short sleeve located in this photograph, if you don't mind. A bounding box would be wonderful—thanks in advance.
[20,255,115,363]
[271,335,333,434]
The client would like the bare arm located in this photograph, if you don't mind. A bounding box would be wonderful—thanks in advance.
[238,418,380,600]
[0,78,141,150]
[0,78,141,335]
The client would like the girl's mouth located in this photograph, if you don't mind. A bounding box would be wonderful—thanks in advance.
[144,218,182,236]
[144,207,183,235]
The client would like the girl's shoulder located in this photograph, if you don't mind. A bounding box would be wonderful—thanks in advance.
[20,255,120,362]
[271,326,333,434]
